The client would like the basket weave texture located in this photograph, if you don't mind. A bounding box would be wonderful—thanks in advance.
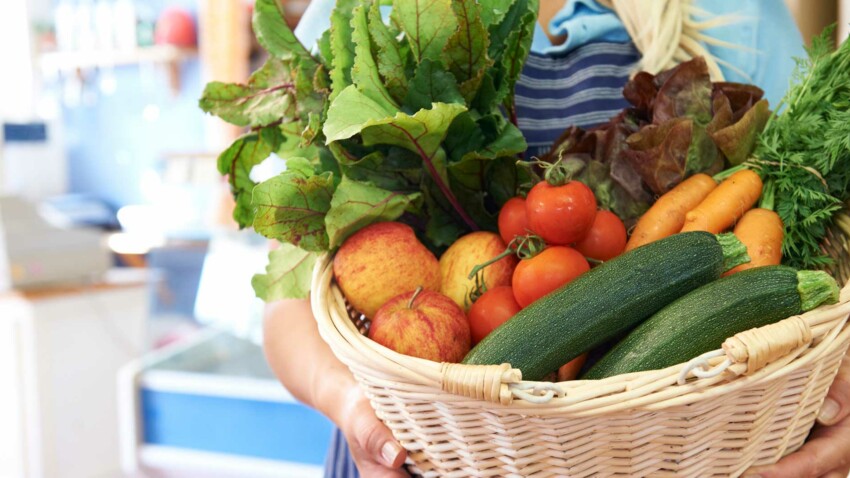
[311,253,850,477]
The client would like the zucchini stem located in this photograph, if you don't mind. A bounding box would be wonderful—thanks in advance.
[716,233,751,272]
[797,270,839,311]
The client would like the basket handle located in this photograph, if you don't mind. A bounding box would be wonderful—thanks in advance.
[678,316,813,384]
[440,363,522,405]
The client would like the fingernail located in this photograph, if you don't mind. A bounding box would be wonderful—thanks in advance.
[819,397,840,423]
[381,442,401,466]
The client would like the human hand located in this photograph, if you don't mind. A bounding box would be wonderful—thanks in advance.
[744,358,850,478]
[334,385,410,478]
[262,299,409,477]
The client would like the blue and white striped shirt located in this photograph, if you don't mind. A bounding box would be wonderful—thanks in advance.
[517,42,638,157]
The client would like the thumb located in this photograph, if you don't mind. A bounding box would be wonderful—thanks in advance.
[350,399,407,469]
[818,356,850,426]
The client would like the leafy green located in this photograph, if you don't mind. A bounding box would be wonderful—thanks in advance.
[252,164,334,251]
[199,60,294,128]
[203,0,539,300]
[329,0,359,101]
[323,85,396,140]
[479,0,516,27]
[253,0,316,65]
[444,0,491,100]
[482,0,538,115]
[391,0,457,64]
[350,3,399,111]
[750,26,850,268]
[216,128,281,227]
[252,244,319,300]
[711,98,770,166]
[542,57,770,223]
[404,59,465,112]
[326,176,421,247]
[368,0,409,103]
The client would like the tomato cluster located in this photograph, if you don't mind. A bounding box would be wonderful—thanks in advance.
[468,180,627,372]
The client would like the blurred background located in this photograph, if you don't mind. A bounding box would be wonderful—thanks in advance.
[0,1,847,478]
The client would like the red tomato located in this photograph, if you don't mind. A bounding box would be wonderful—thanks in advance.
[575,210,627,261]
[498,197,529,245]
[526,181,597,245]
[512,246,590,307]
[468,286,521,344]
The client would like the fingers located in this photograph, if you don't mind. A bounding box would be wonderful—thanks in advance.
[744,418,850,478]
[353,408,407,468]
[819,357,850,426]
[343,393,410,478]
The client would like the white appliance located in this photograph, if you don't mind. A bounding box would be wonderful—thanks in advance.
[1,122,68,200]
[0,196,111,290]
[0,271,148,478]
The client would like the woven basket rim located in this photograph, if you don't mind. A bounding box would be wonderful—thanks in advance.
[312,252,850,413]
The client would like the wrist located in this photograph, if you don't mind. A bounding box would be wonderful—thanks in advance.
[310,359,359,425]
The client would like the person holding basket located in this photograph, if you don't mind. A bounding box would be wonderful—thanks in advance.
[261,1,850,477]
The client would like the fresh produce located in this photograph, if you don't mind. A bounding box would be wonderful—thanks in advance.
[681,169,762,233]
[511,246,590,308]
[541,57,769,223]
[498,197,530,245]
[744,27,850,268]
[557,355,587,381]
[202,0,541,300]
[526,180,597,245]
[575,210,627,261]
[333,222,440,318]
[724,208,784,275]
[584,266,839,379]
[463,232,751,380]
[625,173,717,251]
[468,286,521,345]
[370,288,471,363]
[440,232,517,309]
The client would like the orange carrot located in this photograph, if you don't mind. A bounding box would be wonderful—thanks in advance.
[723,208,784,276]
[681,169,763,234]
[625,174,717,251]
[557,354,587,381]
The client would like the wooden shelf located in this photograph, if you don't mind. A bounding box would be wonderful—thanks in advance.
[40,45,197,73]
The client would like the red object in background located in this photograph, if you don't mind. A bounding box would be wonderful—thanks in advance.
[155,7,197,47]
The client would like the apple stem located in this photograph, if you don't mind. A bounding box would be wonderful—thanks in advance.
[408,286,424,309]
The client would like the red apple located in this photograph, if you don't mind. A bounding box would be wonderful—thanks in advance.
[369,288,471,363]
[334,222,440,318]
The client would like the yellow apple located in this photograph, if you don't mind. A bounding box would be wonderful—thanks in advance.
[439,231,517,309]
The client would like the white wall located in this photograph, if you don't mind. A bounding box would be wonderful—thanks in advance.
[0,1,35,121]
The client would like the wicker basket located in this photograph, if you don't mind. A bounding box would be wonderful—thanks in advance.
[311,250,850,477]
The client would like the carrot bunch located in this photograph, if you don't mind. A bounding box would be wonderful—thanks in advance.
[625,169,784,274]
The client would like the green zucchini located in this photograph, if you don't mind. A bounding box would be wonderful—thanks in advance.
[583,266,839,380]
[462,231,750,380]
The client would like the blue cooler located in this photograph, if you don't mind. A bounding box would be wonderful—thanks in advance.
[119,330,333,478]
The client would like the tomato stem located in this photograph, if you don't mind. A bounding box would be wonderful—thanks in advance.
[466,234,546,281]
